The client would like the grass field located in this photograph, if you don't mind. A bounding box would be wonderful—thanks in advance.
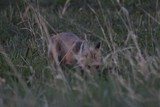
[0,0,160,107]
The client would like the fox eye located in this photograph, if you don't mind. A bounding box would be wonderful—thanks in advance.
[87,65,91,69]
[95,65,99,69]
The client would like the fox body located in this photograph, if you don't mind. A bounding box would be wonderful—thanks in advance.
[48,32,101,72]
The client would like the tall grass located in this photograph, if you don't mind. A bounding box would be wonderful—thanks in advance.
[0,0,159,107]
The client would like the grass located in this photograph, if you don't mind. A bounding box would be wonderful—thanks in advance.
[0,0,160,107]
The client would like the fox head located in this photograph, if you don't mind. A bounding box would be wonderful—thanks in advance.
[74,42,101,73]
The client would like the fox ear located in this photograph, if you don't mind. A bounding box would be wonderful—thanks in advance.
[74,41,82,53]
[95,42,100,50]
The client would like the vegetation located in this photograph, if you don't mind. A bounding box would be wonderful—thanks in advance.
[0,0,160,107]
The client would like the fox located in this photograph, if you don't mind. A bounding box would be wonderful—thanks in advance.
[48,32,101,74]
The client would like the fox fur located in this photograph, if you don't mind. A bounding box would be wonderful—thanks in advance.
[48,32,101,73]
